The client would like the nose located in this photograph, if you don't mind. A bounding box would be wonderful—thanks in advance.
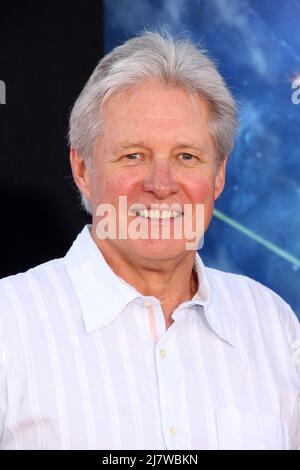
[143,159,179,199]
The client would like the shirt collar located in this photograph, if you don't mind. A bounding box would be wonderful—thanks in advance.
[65,225,141,333]
[190,254,235,347]
[65,225,235,346]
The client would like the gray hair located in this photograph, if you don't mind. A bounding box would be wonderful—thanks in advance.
[68,30,238,215]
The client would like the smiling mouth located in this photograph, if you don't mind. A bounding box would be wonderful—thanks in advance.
[133,209,183,220]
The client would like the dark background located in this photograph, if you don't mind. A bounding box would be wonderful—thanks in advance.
[0,1,103,277]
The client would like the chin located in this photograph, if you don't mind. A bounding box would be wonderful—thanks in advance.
[129,238,195,262]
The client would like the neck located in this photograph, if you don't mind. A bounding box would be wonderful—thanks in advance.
[92,236,198,328]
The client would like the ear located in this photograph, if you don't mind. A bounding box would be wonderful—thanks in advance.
[69,148,92,202]
[214,154,228,200]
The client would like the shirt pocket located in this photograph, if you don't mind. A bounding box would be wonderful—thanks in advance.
[216,409,290,450]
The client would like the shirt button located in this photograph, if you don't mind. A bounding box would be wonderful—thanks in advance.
[169,426,176,437]
[160,348,167,358]
[143,300,151,307]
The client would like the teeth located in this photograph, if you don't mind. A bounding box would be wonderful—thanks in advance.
[135,209,182,219]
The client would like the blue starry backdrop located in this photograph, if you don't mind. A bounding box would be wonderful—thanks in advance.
[104,0,300,319]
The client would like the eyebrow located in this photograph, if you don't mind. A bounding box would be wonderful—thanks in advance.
[113,141,208,154]
[114,141,151,152]
[173,143,209,154]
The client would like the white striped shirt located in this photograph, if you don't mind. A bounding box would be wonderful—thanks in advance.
[0,225,299,450]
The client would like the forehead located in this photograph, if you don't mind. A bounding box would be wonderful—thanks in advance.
[101,82,210,133]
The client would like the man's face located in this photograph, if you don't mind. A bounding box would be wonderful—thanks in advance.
[80,82,227,265]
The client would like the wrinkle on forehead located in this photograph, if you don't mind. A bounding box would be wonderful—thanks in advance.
[102,80,209,121]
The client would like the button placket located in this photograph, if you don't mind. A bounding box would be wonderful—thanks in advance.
[155,335,182,449]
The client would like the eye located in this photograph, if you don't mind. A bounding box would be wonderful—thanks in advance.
[179,153,197,161]
[124,153,142,160]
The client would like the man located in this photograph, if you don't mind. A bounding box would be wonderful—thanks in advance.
[0,31,299,450]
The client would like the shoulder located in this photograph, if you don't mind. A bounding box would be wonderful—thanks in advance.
[205,265,294,311]
[0,257,64,286]
[204,265,300,340]
[0,257,66,320]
